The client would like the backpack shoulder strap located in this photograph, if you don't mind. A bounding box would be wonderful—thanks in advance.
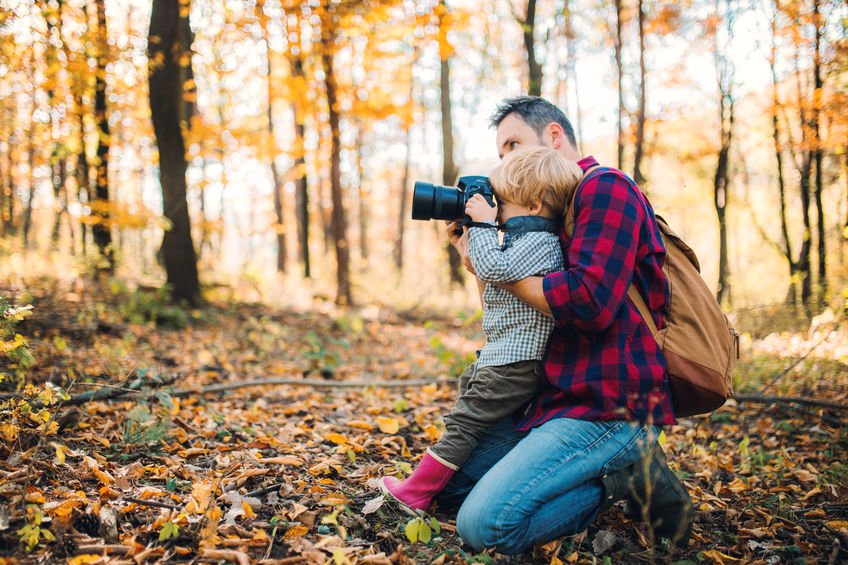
[563,164,661,339]
[563,165,601,239]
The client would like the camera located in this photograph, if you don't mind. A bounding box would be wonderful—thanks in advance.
[411,175,495,228]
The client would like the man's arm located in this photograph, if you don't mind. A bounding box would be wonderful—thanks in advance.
[499,277,552,317]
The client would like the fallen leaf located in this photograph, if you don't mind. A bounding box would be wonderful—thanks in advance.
[361,495,385,515]
[592,529,618,555]
[376,416,400,434]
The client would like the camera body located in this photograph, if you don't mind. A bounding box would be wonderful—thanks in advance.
[411,175,495,228]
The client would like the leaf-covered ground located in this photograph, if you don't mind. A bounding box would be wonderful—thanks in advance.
[1,281,846,564]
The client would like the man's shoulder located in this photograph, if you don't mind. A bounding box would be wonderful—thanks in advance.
[576,166,641,206]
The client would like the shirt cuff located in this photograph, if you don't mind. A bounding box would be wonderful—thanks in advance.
[543,271,573,327]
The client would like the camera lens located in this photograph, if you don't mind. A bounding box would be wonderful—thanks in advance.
[411,181,465,221]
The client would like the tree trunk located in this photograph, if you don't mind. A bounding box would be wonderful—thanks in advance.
[291,56,310,278]
[770,14,797,304]
[811,0,826,304]
[563,0,583,153]
[262,28,286,273]
[23,80,37,249]
[713,0,734,307]
[148,0,201,306]
[632,0,647,186]
[614,0,624,170]
[38,0,65,250]
[793,47,813,306]
[355,126,368,266]
[395,106,412,271]
[321,16,352,306]
[93,0,113,270]
[522,0,542,96]
[438,1,463,286]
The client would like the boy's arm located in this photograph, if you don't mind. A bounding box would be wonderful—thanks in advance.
[467,229,561,284]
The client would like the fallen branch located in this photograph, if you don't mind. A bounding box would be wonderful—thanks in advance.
[123,496,182,511]
[734,394,848,411]
[1,376,448,408]
[74,544,131,555]
[171,377,447,397]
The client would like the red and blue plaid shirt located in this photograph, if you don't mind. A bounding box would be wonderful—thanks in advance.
[517,156,677,430]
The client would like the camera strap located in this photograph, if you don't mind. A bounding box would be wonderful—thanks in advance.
[466,221,499,230]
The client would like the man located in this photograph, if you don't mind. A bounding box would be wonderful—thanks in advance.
[437,96,693,554]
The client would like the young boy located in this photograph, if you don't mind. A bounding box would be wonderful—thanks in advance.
[380,146,584,514]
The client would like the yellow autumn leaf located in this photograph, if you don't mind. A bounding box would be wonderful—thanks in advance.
[284,524,308,539]
[346,420,374,431]
[241,499,256,519]
[69,555,105,565]
[423,424,442,442]
[51,442,67,465]
[726,477,748,493]
[702,549,741,563]
[0,423,19,442]
[826,520,848,530]
[260,455,304,466]
[325,432,349,445]
[376,416,400,434]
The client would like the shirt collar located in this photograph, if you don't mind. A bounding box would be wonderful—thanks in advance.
[577,155,599,171]
[500,215,561,235]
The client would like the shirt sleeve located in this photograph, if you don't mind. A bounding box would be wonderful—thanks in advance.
[542,172,643,332]
[468,228,562,284]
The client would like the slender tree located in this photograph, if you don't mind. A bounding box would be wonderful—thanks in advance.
[256,2,286,274]
[519,0,542,96]
[769,9,799,303]
[320,4,352,305]
[437,0,464,286]
[148,0,201,305]
[395,54,415,271]
[811,0,826,303]
[92,0,113,270]
[562,0,583,153]
[632,0,647,186]
[614,0,625,170]
[291,56,310,278]
[713,0,735,306]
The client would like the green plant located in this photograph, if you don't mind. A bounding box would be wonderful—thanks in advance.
[119,393,174,450]
[428,335,476,378]
[0,296,35,389]
[109,280,189,329]
[17,507,55,551]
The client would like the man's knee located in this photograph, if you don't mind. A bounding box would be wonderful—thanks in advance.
[456,502,530,555]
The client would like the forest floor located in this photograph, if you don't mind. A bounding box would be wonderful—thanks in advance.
[0,278,846,564]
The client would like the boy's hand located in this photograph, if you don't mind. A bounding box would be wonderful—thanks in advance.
[465,194,497,223]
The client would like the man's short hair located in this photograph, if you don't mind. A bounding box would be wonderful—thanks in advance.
[489,146,583,217]
[489,96,578,149]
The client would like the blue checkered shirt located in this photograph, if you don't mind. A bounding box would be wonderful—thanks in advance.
[468,217,564,368]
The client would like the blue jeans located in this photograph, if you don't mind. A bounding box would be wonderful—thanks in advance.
[436,417,657,555]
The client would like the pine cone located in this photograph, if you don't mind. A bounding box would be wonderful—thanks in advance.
[73,513,101,537]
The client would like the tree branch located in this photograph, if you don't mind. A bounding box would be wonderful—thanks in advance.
[734,394,848,411]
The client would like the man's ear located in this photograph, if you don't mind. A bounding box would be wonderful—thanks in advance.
[545,122,565,150]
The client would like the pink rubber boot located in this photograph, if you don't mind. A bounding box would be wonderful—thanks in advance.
[379,449,457,515]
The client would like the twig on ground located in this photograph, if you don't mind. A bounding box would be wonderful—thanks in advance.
[172,377,447,397]
[735,394,848,412]
[123,496,182,511]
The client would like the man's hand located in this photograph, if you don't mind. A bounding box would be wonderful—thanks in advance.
[465,194,497,223]
[445,220,475,274]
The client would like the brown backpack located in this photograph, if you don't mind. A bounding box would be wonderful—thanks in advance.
[566,167,738,418]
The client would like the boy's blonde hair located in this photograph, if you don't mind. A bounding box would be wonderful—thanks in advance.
[488,146,583,216]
